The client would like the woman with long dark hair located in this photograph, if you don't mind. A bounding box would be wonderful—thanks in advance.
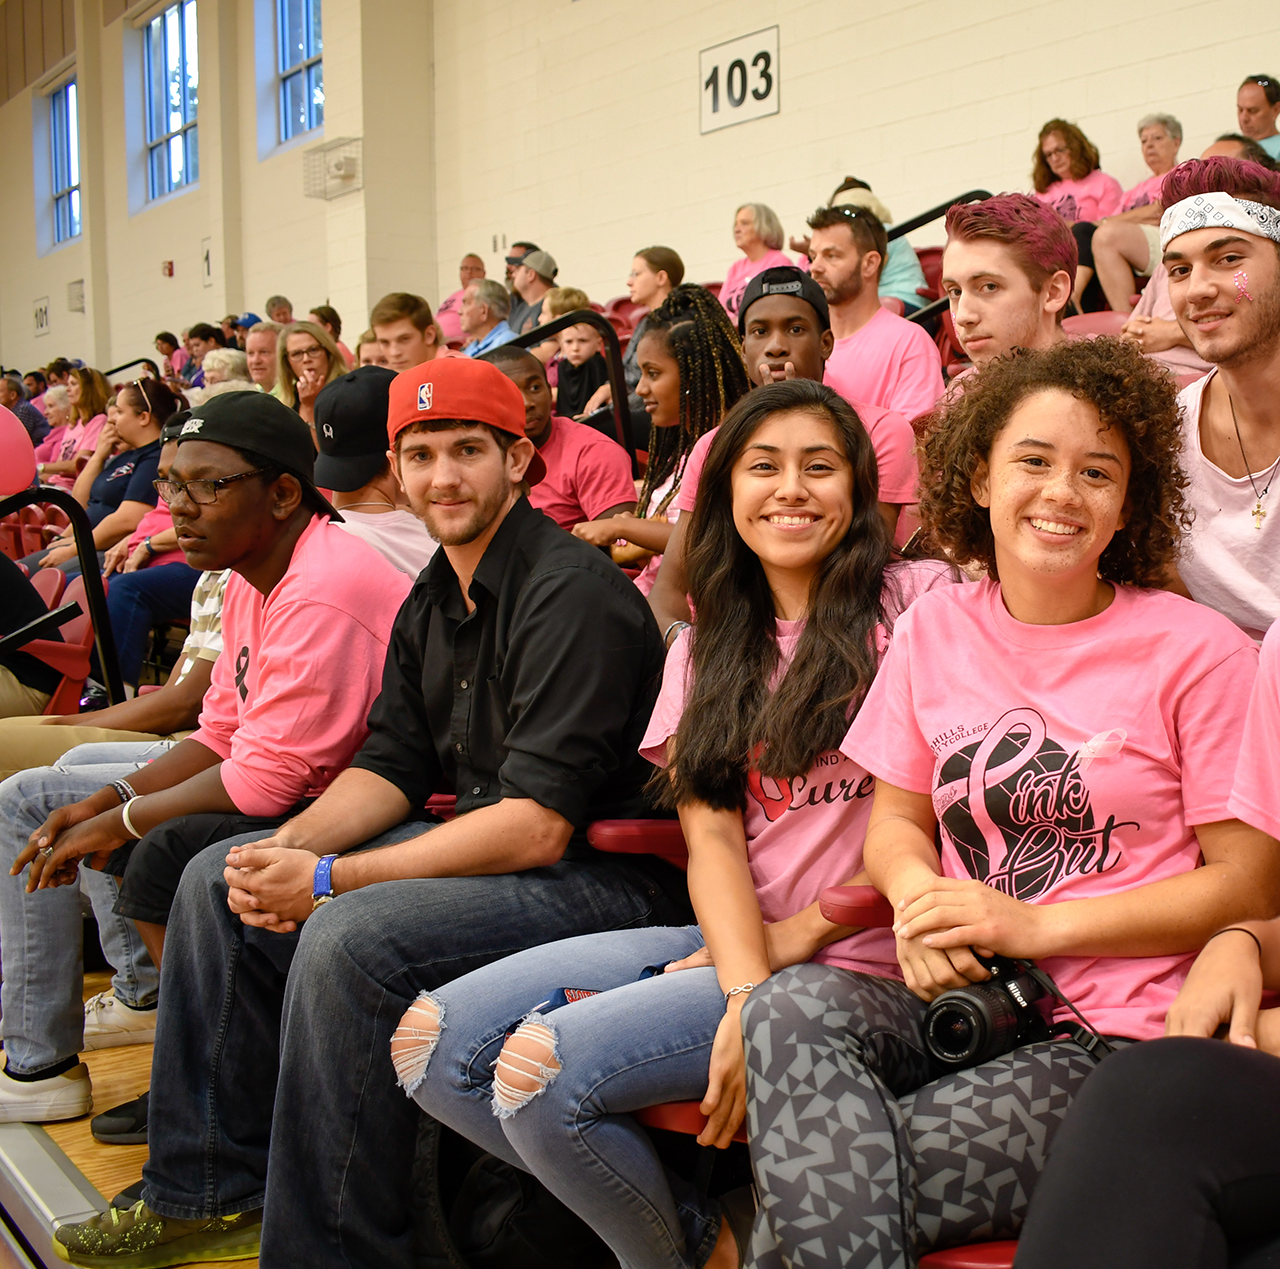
[1031,118,1122,224]
[573,283,750,592]
[392,379,956,1269]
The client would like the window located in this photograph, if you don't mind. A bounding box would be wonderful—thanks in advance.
[144,1,199,199]
[279,0,322,140]
[50,81,81,243]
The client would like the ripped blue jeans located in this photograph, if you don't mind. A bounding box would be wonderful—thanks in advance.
[397,924,730,1269]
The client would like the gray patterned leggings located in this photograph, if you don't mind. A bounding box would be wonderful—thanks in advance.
[741,963,1104,1269]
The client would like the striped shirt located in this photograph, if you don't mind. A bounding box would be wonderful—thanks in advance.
[173,569,231,684]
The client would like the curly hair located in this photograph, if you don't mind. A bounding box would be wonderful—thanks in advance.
[1032,119,1101,192]
[634,284,750,516]
[917,338,1190,587]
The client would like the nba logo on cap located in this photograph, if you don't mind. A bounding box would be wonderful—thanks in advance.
[417,383,433,411]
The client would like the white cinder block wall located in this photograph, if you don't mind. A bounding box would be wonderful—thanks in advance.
[2,0,1278,371]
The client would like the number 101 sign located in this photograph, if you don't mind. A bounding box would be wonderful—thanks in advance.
[700,27,779,135]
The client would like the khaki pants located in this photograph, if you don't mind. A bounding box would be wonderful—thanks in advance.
[0,716,166,783]
[0,669,50,724]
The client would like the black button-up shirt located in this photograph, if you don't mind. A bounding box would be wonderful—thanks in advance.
[353,497,666,832]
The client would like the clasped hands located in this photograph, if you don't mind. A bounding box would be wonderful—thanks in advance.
[11,800,131,891]
[223,838,321,933]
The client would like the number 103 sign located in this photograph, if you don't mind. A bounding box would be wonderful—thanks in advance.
[700,27,779,134]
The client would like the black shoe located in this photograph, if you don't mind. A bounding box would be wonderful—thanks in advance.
[91,1090,148,1144]
[109,1177,146,1210]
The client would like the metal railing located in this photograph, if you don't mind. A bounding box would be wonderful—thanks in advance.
[888,189,992,329]
[104,358,162,381]
[509,311,637,475]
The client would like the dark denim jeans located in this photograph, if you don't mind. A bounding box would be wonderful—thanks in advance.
[142,820,687,1269]
[105,562,200,685]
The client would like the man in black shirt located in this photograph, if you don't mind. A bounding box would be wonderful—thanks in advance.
[56,358,686,1269]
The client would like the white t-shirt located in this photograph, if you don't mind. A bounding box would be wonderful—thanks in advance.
[1177,371,1280,643]
[333,509,439,579]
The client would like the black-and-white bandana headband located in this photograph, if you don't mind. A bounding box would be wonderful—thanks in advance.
[1161,191,1280,251]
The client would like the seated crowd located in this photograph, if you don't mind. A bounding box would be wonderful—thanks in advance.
[0,88,1278,1269]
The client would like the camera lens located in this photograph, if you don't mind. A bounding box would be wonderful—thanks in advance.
[925,983,1021,1066]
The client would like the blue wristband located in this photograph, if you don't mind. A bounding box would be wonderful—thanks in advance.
[312,854,339,903]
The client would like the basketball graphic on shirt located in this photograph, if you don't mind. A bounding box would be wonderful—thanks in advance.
[936,708,1131,901]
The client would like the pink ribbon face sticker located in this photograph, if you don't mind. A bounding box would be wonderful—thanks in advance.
[1234,270,1254,303]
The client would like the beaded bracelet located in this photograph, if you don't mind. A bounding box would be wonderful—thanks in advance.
[725,982,756,1002]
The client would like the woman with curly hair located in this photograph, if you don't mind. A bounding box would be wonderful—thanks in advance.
[742,338,1280,1268]
[1031,118,1123,224]
[573,283,750,592]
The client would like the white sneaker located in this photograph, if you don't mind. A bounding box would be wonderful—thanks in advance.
[83,991,158,1050]
[0,1063,92,1122]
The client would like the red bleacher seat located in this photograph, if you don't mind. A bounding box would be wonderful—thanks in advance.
[920,1245,1016,1267]
[29,567,65,608]
[20,574,105,715]
[1061,312,1127,337]
[603,296,647,331]
[914,246,944,301]
[701,281,723,300]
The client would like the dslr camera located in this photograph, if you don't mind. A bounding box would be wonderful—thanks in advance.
[923,954,1050,1067]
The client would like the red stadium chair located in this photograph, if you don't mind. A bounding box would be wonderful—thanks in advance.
[914,246,944,301]
[21,575,107,715]
[29,567,65,608]
[586,819,688,870]
[701,282,724,300]
[0,515,22,560]
[603,296,646,331]
[1061,312,1127,337]
[920,1246,1016,1267]
[18,506,48,555]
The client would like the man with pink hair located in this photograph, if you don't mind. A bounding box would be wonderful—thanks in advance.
[941,193,1076,371]
[1160,156,1280,641]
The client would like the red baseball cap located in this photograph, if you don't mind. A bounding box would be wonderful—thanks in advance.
[387,357,546,485]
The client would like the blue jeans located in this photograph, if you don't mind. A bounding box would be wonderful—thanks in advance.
[141,821,689,1269]
[410,924,729,1269]
[0,745,165,1072]
[105,563,200,686]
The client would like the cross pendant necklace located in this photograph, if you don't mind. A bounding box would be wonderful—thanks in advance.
[1229,393,1280,531]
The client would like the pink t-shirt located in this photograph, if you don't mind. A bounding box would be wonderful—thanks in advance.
[672,396,918,519]
[841,579,1257,1040]
[640,558,959,975]
[45,413,107,490]
[719,250,797,321]
[1033,170,1124,223]
[1230,622,1280,841]
[126,505,186,569]
[192,516,411,817]
[435,289,465,345]
[823,306,944,425]
[34,425,67,465]
[528,415,637,530]
[1121,172,1165,212]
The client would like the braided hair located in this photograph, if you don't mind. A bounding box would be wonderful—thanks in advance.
[636,284,751,517]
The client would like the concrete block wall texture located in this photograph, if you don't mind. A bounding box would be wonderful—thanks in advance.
[0,0,1277,370]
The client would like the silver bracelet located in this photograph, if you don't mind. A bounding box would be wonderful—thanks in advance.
[724,982,756,1002]
[120,797,145,841]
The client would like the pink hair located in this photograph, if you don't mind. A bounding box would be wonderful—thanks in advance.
[1160,157,1280,211]
[945,193,1078,293]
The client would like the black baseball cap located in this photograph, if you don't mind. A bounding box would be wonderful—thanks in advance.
[738,266,831,336]
[313,366,398,491]
[171,389,343,520]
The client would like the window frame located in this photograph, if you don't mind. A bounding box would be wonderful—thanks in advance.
[277,0,323,142]
[143,0,200,201]
[49,80,81,245]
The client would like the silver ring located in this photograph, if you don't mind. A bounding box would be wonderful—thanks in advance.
[38,847,53,859]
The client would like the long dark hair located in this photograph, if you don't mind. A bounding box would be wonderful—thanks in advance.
[666,379,897,810]
[636,284,750,518]
[119,377,185,425]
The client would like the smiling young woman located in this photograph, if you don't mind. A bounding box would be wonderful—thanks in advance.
[741,338,1280,1268]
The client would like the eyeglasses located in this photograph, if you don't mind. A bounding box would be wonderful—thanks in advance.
[287,344,327,363]
[1042,145,1071,159]
[154,469,263,506]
